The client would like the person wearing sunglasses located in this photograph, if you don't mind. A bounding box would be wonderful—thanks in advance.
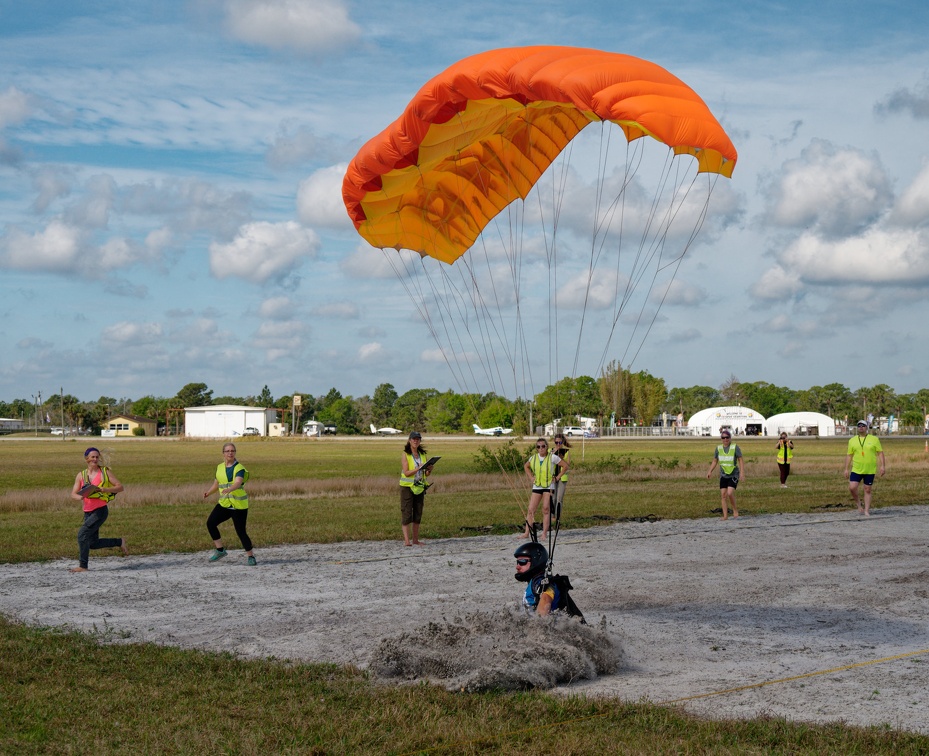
[843,420,885,516]
[513,542,557,615]
[706,430,744,520]
[522,438,566,539]
[551,434,571,520]
[775,432,794,488]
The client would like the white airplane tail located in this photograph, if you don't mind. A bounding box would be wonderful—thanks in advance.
[370,424,377,434]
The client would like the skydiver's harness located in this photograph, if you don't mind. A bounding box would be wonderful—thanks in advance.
[527,572,585,621]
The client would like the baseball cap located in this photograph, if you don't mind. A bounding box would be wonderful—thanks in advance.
[856,420,868,427]
[408,430,422,439]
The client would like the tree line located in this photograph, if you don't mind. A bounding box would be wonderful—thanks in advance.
[4,368,929,435]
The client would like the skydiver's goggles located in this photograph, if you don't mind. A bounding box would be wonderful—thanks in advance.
[516,558,531,566]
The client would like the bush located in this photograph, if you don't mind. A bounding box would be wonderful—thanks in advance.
[132,427,145,436]
[471,440,527,473]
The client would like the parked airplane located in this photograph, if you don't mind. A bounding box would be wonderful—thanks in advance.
[473,423,513,436]
[370,423,403,435]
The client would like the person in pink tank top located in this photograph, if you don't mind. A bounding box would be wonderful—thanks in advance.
[68,447,128,572]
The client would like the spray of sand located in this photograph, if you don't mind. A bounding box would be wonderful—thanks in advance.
[369,608,623,692]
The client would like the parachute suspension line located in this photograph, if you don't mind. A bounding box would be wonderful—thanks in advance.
[629,176,716,365]
[571,130,646,382]
[535,135,574,403]
[622,171,718,369]
[379,250,476,394]
[594,148,683,374]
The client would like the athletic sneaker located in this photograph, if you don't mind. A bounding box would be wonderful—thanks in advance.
[247,556,257,566]
[209,549,227,562]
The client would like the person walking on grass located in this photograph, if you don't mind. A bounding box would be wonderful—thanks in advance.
[69,447,128,572]
[203,443,256,565]
[775,432,794,487]
[844,420,886,517]
[706,430,744,520]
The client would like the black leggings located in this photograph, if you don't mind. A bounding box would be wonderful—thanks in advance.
[206,504,253,551]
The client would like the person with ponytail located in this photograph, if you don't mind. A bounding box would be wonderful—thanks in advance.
[69,447,127,572]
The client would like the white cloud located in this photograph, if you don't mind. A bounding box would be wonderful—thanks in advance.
[0,220,83,271]
[764,139,893,237]
[258,296,295,319]
[556,270,626,310]
[358,341,385,361]
[296,163,351,229]
[750,264,806,301]
[222,0,361,55]
[255,319,306,340]
[341,244,419,279]
[655,278,707,307]
[101,321,164,345]
[311,301,359,318]
[780,227,929,286]
[0,86,36,128]
[420,347,479,364]
[888,161,929,227]
[209,220,320,282]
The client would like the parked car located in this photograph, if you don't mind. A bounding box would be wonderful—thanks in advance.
[562,426,584,437]
[583,429,599,438]
[242,427,260,436]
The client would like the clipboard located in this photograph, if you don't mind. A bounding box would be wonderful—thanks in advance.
[77,483,98,496]
[422,456,441,468]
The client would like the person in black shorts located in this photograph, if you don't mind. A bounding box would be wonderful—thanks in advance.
[706,430,744,519]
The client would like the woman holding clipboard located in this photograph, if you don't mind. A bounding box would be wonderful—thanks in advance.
[399,431,438,546]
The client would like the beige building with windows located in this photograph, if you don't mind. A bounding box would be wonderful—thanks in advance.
[104,413,158,437]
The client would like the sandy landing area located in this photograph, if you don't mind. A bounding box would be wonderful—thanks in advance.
[2,505,929,735]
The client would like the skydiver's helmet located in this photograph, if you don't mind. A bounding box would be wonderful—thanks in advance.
[514,542,548,582]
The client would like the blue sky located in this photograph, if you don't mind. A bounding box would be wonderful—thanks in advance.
[2,0,929,405]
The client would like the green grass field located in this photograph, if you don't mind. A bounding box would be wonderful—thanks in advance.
[2,435,928,753]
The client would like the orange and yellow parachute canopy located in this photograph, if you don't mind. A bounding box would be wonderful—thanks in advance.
[343,46,737,264]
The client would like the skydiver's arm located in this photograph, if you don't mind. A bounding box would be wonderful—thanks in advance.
[536,589,555,616]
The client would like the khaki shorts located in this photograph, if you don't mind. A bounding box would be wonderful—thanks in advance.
[400,485,425,525]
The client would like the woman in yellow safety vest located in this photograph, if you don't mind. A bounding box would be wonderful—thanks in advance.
[203,443,257,565]
[522,438,567,540]
[775,432,794,488]
[399,430,434,546]
[69,446,127,572]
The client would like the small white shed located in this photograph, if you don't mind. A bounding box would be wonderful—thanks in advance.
[184,405,278,438]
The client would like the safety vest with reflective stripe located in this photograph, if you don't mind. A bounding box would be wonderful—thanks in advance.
[216,461,249,509]
[399,453,426,495]
[716,445,738,475]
